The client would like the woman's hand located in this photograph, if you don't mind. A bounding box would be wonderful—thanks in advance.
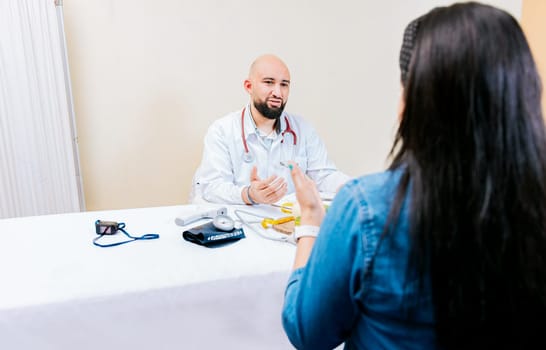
[288,162,325,226]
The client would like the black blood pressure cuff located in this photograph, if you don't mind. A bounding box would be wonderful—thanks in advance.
[182,222,245,247]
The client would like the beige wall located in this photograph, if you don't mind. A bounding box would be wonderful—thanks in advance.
[64,0,522,211]
[521,0,546,120]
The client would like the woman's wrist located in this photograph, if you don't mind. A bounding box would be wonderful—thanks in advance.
[300,208,325,227]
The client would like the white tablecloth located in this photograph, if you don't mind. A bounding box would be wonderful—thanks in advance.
[0,204,297,349]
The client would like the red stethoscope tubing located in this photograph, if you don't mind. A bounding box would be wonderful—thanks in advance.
[241,107,297,155]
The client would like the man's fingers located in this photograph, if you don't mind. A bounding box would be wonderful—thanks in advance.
[266,181,287,197]
[272,183,288,201]
[254,178,288,204]
[256,175,285,190]
[269,176,285,189]
[263,175,280,186]
[259,179,286,197]
[264,185,288,204]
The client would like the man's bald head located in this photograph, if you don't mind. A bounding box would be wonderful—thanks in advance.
[248,54,290,81]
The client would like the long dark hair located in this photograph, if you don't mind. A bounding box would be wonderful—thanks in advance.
[389,2,546,348]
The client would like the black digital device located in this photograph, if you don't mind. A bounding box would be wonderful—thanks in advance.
[95,220,119,235]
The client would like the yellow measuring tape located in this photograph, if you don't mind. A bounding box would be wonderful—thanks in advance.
[261,215,295,229]
[279,202,295,214]
[277,202,329,215]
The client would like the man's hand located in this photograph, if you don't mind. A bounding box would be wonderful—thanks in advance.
[247,166,288,204]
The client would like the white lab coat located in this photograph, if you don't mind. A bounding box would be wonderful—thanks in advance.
[190,104,350,204]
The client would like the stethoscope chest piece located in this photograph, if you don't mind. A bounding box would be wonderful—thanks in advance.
[243,150,254,163]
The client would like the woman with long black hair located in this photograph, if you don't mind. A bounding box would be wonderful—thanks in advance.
[282,2,546,349]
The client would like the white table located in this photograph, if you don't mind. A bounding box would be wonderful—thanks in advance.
[0,204,297,349]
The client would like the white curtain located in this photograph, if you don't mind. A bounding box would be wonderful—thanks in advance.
[0,0,84,218]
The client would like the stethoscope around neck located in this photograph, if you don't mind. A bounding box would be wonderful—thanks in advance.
[241,107,297,163]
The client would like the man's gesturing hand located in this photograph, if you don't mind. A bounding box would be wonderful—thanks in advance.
[247,166,288,204]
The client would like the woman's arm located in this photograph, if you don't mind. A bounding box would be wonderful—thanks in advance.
[283,165,363,349]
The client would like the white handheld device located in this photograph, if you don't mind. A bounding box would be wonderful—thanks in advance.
[175,207,228,227]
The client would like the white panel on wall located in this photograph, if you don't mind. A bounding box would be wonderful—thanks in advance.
[0,0,83,218]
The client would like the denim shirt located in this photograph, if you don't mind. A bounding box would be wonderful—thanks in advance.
[282,171,435,350]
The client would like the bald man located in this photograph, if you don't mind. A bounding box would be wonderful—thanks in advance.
[191,54,350,205]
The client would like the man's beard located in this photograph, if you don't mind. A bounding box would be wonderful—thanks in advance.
[254,99,285,120]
